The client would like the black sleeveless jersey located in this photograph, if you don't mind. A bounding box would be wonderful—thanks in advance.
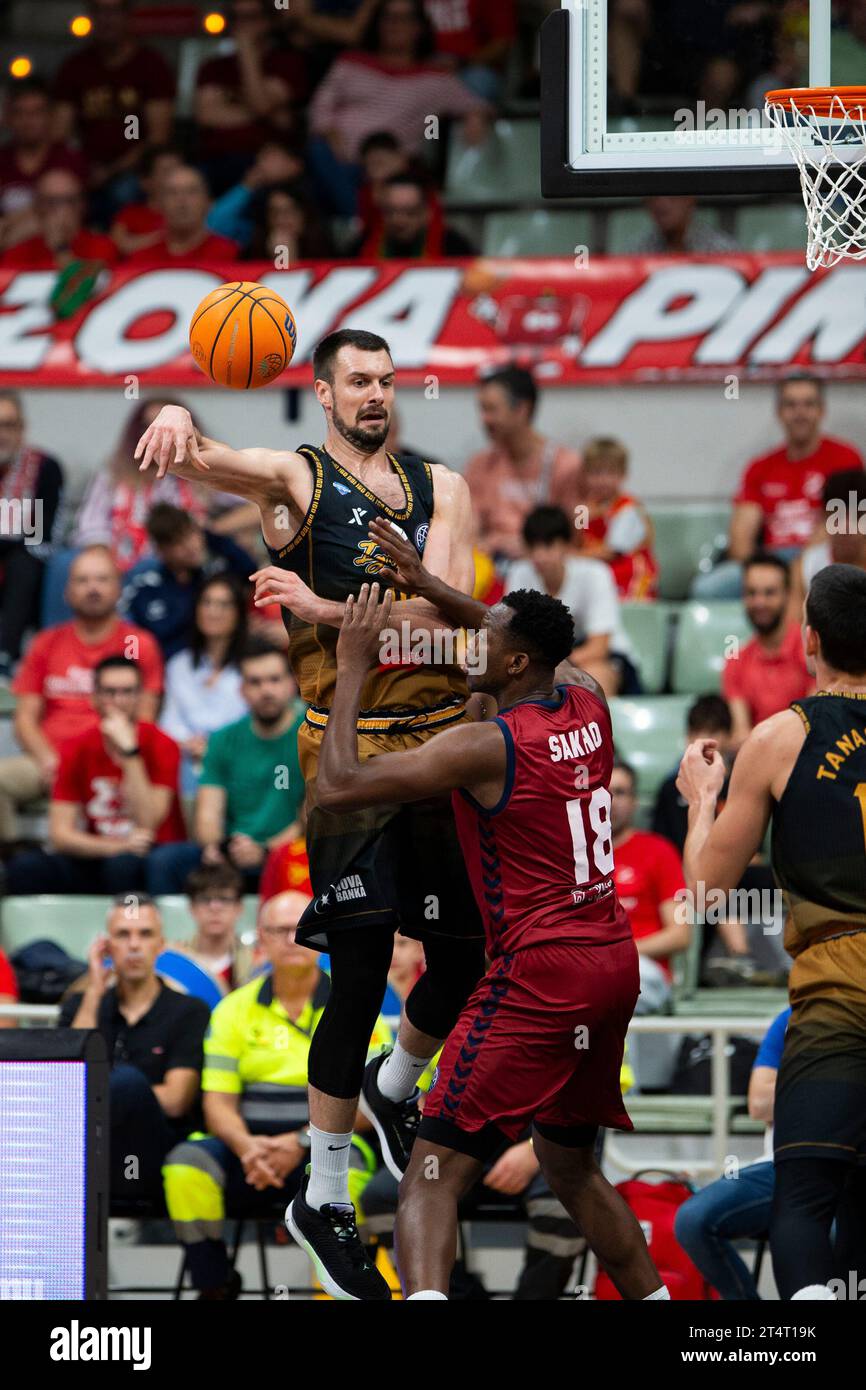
[772,691,866,954]
[266,444,467,716]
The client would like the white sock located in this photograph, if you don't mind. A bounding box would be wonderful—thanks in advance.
[644,1286,671,1300]
[791,1284,836,1300]
[306,1125,352,1210]
[378,1042,433,1103]
[407,1290,448,1300]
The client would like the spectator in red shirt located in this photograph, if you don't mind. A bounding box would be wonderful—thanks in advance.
[425,0,516,101]
[109,145,184,259]
[126,166,239,266]
[7,654,184,895]
[0,946,19,1027]
[1,169,118,270]
[578,436,659,600]
[52,0,175,219]
[350,172,475,258]
[693,374,864,599]
[0,545,163,844]
[722,552,813,748]
[610,759,690,1014]
[0,78,88,249]
[195,0,310,193]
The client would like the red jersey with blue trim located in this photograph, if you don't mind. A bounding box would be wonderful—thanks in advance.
[452,683,632,957]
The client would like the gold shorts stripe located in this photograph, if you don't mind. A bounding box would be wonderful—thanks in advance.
[304,702,466,734]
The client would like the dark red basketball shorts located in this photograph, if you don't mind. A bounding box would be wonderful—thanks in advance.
[419,937,640,1158]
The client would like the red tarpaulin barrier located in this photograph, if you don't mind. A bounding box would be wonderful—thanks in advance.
[0,255,863,386]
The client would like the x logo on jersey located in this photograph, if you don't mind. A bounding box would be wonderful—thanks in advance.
[348,507,367,526]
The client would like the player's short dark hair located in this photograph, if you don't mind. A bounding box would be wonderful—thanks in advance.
[822,467,866,509]
[313,330,393,385]
[146,501,197,546]
[479,365,538,419]
[743,550,791,588]
[94,655,141,685]
[185,862,244,901]
[805,563,866,675]
[359,131,401,157]
[776,371,825,405]
[687,693,733,736]
[523,505,571,547]
[612,756,637,792]
[238,636,291,674]
[500,589,575,669]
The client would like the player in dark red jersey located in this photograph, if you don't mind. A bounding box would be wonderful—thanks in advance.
[316,519,666,1302]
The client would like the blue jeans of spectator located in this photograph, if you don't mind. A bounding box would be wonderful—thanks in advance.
[306,136,363,218]
[674,1160,774,1299]
[110,1063,176,1200]
[146,841,262,896]
[691,546,802,600]
[5,849,149,895]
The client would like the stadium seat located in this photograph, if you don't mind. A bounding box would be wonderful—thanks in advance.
[606,206,720,256]
[39,547,76,627]
[482,209,594,258]
[609,695,691,807]
[445,119,540,204]
[0,687,16,718]
[735,203,808,252]
[648,505,730,600]
[619,601,675,694]
[670,601,752,695]
[0,894,261,961]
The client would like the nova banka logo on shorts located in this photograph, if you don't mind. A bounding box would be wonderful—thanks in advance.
[50,1320,151,1370]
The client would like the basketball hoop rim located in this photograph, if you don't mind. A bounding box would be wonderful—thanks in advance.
[765,86,866,120]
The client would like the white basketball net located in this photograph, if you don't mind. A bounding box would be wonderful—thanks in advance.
[765,92,866,271]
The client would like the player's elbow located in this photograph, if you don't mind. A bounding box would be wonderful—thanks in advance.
[316,775,361,813]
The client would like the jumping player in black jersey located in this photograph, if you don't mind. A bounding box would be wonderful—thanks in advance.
[136,330,486,1300]
[678,563,866,1301]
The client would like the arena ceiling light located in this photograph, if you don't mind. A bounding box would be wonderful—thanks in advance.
[9,57,32,78]
[203,11,226,34]
[70,15,92,37]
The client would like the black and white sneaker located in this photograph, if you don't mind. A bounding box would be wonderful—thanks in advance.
[285,1176,391,1301]
[359,1050,422,1181]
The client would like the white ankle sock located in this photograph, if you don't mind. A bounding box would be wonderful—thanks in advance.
[407,1290,448,1300]
[378,1042,433,1103]
[306,1125,352,1209]
[644,1286,671,1300]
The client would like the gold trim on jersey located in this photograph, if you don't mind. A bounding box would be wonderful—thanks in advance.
[791,702,810,733]
[304,700,466,735]
[329,451,415,521]
[272,446,324,559]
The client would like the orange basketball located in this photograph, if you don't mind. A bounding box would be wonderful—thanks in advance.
[188,280,297,390]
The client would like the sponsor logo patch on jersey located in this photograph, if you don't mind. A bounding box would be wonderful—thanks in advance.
[332,481,351,495]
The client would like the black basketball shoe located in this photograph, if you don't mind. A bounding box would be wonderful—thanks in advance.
[359,1050,422,1181]
[285,1175,391,1301]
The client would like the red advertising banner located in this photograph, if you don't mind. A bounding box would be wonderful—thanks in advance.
[0,255,864,386]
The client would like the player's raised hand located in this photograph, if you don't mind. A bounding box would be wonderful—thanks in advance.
[250,565,325,623]
[676,738,726,805]
[367,516,426,591]
[336,582,394,672]
[134,403,207,479]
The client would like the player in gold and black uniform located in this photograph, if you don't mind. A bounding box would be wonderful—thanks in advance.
[677,563,866,1301]
[136,330,485,1300]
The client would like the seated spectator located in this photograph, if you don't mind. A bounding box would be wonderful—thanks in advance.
[250,181,335,263]
[0,546,162,845]
[631,196,740,255]
[259,815,313,901]
[425,0,516,102]
[610,758,690,1013]
[693,374,864,600]
[126,166,239,267]
[832,0,866,84]
[307,0,490,217]
[59,896,209,1199]
[6,655,185,895]
[52,0,175,222]
[0,390,66,678]
[120,503,255,660]
[351,173,475,258]
[205,141,310,254]
[73,398,208,571]
[578,436,659,600]
[506,506,641,697]
[608,0,652,111]
[148,641,306,895]
[674,1008,789,1299]
[159,574,250,793]
[163,889,389,1298]
[464,367,583,562]
[1,169,118,270]
[653,695,735,854]
[195,0,311,194]
[790,469,866,617]
[0,78,88,249]
[0,945,19,1027]
[109,145,185,259]
[356,131,413,246]
[722,553,812,748]
[163,862,257,995]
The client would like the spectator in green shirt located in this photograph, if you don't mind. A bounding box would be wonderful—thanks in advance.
[147,639,306,894]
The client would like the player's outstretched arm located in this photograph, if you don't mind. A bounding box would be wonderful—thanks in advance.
[135,401,298,504]
[316,583,506,812]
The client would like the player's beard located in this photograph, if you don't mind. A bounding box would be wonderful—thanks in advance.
[332,401,389,454]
